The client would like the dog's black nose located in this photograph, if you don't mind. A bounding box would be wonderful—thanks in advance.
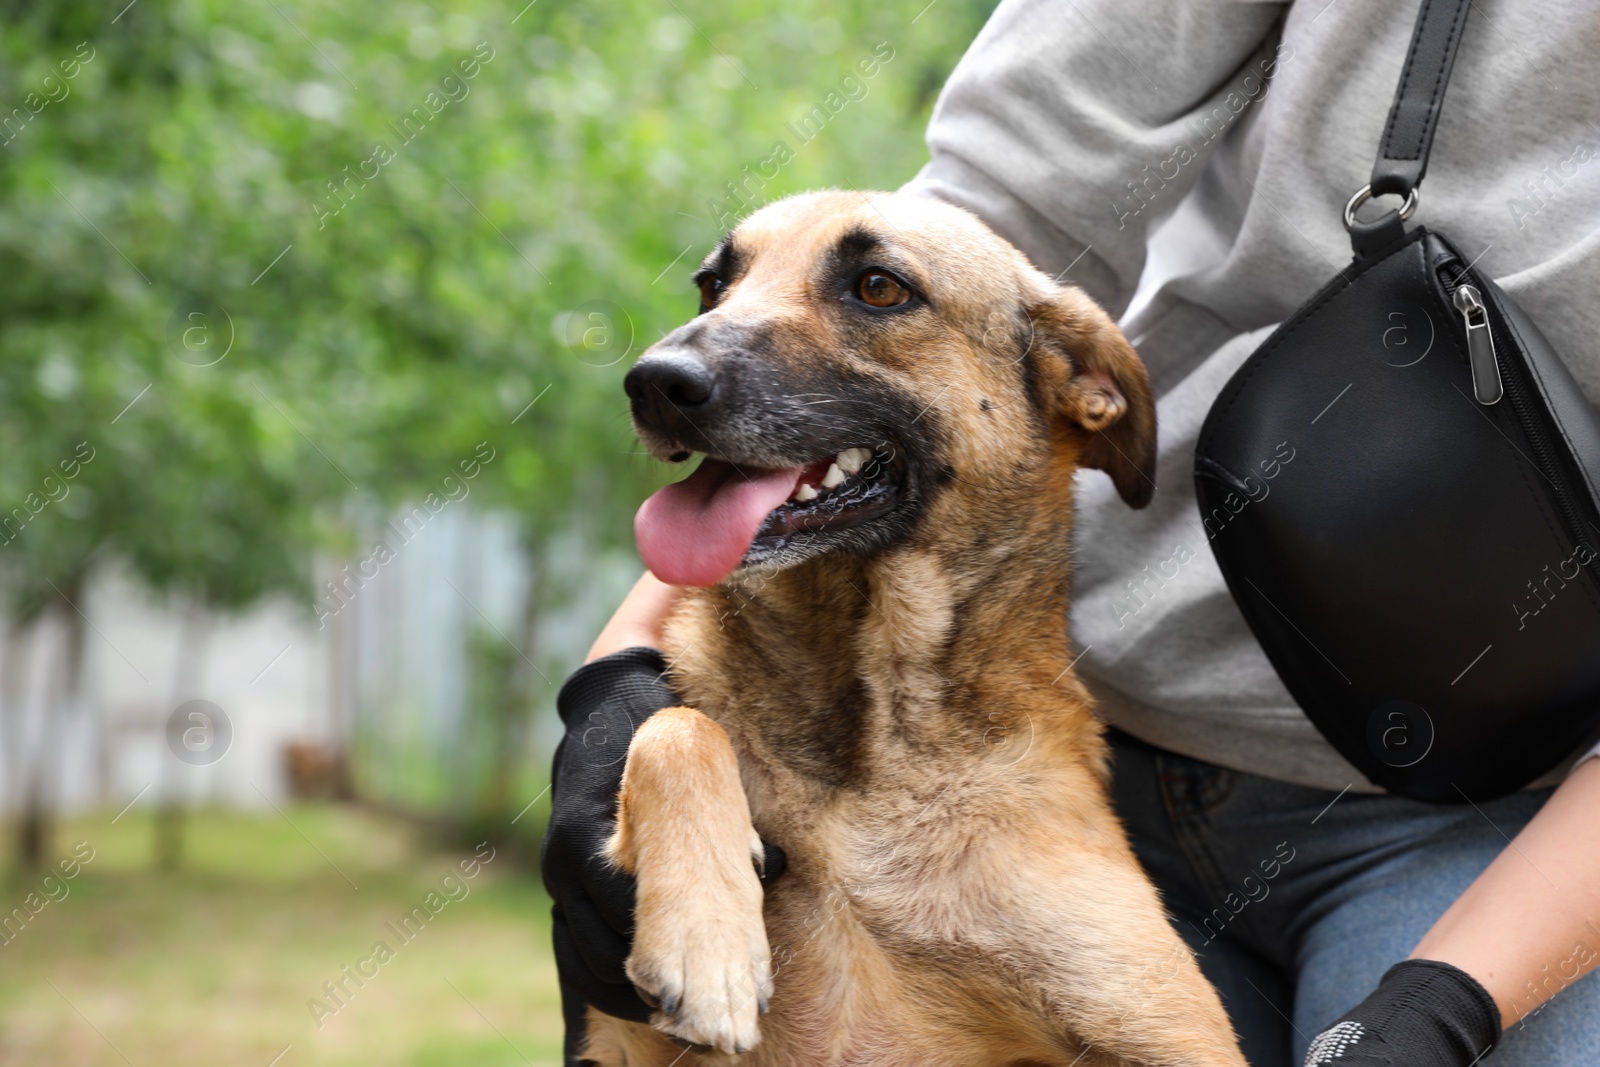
[625,351,717,410]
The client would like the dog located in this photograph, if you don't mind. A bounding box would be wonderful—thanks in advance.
[585,191,1247,1067]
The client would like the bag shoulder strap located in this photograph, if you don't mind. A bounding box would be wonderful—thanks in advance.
[1372,0,1472,197]
[1347,0,1473,255]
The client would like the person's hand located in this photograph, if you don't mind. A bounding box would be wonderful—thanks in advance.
[1303,960,1501,1066]
[544,573,786,1062]
[544,645,675,1027]
[585,571,682,663]
[546,572,686,1025]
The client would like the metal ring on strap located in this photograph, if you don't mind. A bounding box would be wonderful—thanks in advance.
[1343,184,1420,231]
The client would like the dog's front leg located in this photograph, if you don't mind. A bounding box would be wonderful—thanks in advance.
[605,705,772,1055]
[1022,854,1250,1067]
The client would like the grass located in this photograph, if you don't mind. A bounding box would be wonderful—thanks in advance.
[0,805,565,1066]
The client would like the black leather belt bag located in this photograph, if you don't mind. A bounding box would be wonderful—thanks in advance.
[1194,0,1600,802]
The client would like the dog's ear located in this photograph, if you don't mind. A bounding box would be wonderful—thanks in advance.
[1025,287,1157,508]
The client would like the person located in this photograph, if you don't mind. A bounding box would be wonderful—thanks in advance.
[542,1,1600,1064]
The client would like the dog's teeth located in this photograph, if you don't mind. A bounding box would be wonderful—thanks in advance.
[835,447,870,474]
[793,483,818,502]
[821,463,846,489]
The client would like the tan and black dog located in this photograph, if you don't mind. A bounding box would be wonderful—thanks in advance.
[588,191,1246,1067]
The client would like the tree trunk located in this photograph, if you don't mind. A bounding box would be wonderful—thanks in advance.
[485,547,544,825]
[0,618,32,815]
[18,630,61,869]
[2,618,37,875]
[155,601,209,871]
[16,575,87,871]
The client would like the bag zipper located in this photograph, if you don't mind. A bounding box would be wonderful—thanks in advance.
[1438,260,1600,561]
[1452,285,1503,404]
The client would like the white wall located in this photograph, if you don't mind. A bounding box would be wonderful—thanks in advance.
[0,505,643,817]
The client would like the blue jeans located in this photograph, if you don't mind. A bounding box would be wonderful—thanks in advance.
[1107,728,1600,1066]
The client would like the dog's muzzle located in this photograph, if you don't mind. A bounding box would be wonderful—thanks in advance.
[624,348,719,446]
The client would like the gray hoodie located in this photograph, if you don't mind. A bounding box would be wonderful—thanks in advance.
[903,0,1600,790]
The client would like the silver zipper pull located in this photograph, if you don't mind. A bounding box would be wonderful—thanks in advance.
[1453,284,1502,405]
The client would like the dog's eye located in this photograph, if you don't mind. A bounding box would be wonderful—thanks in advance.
[857,271,910,308]
[697,274,724,312]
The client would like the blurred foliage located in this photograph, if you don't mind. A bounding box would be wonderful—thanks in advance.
[0,0,997,830]
[0,0,995,604]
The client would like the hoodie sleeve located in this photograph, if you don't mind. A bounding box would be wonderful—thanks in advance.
[901,0,1288,317]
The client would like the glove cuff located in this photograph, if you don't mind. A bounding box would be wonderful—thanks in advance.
[1305,958,1502,1066]
[556,647,674,729]
[1379,959,1502,1051]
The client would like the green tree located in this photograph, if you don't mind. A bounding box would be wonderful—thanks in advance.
[0,0,998,853]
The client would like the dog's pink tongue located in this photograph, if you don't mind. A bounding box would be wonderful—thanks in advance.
[636,459,801,586]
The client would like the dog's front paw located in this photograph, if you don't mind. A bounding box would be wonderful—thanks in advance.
[626,868,771,1054]
[606,706,775,1055]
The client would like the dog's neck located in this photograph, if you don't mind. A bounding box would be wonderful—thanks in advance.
[667,476,1089,785]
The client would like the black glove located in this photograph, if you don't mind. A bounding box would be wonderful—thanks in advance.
[1303,959,1501,1067]
[541,647,787,1066]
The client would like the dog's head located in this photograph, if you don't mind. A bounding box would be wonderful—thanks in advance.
[627,191,1155,587]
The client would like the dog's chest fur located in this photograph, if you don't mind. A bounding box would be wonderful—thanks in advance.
[656,554,1109,1059]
